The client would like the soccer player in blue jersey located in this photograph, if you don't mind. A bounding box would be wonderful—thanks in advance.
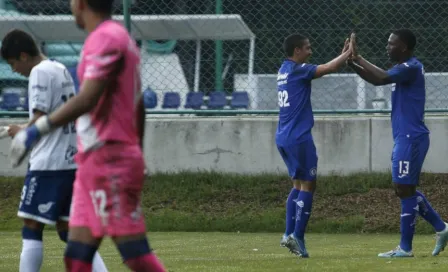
[348,30,448,258]
[276,33,352,257]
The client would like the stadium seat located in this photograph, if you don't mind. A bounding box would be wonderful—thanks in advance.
[2,92,21,110]
[44,43,83,56]
[207,91,227,109]
[143,88,158,109]
[162,92,181,109]
[22,96,29,111]
[231,91,249,109]
[185,92,204,109]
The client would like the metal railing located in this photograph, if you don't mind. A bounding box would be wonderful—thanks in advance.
[0,0,447,116]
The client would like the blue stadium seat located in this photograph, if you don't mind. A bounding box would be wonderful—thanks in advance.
[22,96,29,111]
[231,91,249,109]
[143,88,158,109]
[162,92,180,109]
[208,91,227,109]
[44,43,83,56]
[185,92,204,109]
[2,92,21,110]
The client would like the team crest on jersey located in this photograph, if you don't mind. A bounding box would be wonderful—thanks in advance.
[309,167,317,177]
[65,145,77,164]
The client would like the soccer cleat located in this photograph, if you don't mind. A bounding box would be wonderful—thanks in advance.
[280,234,288,247]
[432,223,448,256]
[378,246,414,258]
[285,234,309,258]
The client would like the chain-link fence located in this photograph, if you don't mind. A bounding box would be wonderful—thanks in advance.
[1,0,448,114]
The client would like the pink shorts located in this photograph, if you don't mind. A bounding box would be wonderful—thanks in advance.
[69,143,147,238]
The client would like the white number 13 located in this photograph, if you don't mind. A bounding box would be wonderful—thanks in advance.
[399,160,409,175]
[278,90,290,108]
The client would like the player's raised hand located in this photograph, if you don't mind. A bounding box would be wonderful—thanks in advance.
[9,116,52,167]
[341,38,350,54]
[350,33,358,60]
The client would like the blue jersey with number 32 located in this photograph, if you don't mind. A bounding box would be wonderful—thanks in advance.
[275,60,318,146]
[387,57,429,141]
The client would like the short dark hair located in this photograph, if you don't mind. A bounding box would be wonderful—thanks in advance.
[392,29,417,51]
[1,29,40,60]
[283,34,308,57]
[86,0,115,14]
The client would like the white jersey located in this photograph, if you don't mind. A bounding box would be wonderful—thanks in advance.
[28,59,77,171]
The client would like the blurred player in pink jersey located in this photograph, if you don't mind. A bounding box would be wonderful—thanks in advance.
[9,0,167,271]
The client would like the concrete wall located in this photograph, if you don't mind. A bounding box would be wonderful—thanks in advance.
[0,115,447,176]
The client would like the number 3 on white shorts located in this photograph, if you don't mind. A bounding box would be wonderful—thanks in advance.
[90,190,108,218]
[278,90,290,108]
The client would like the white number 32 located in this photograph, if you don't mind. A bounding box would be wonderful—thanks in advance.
[278,90,290,108]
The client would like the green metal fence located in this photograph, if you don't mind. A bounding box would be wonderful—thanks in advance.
[0,0,448,117]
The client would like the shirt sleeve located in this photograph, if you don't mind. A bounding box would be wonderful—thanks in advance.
[82,32,123,80]
[387,63,418,84]
[29,69,52,113]
[295,63,318,81]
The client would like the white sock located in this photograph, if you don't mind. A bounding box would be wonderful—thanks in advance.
[92,251,108,272]
[20,239,43,272]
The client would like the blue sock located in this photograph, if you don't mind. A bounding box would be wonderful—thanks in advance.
[416,191,446,232]
[22,226,43,241]
[294,191,314,240]
[285,188,300,236]
[400,196,418,252]
[64,241,98,263]
[58,231,68,243]
[117,238,152,261]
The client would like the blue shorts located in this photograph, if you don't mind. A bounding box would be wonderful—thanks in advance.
[18,170,76,225]
[392,134,429,185]
[277,139,318,181]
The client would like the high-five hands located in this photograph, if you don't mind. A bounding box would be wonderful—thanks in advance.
[350,33,359,61]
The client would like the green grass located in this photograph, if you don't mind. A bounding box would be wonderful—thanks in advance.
[1,172,448,233]
[0,232,447,271]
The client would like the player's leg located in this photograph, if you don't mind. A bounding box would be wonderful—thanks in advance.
[106,146,166,271]
[63,170,105,271]
[277,146,300,247]
[284,140,317,258]
[410,136,448,256]
[57,220,108,271]
[57,171,109,271]
[378,140,420,258]
[17,171,54,272]
[20,219,45,272]
[64,226,103,271]
[112,234,166,272]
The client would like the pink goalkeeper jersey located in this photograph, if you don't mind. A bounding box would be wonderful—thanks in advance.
[76,20,141,155]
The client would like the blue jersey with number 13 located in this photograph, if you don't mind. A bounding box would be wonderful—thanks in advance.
[275,59,318,146]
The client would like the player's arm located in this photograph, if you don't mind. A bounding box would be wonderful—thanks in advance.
[6,70,52,138]
[348,56,392,86]
[6,110,46,138]
[347,59,387,85]
[349,56,417,86]
[313,38,352,79]
[9,34,122,167]
[41,36,122,129]
[44,80,107,127]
